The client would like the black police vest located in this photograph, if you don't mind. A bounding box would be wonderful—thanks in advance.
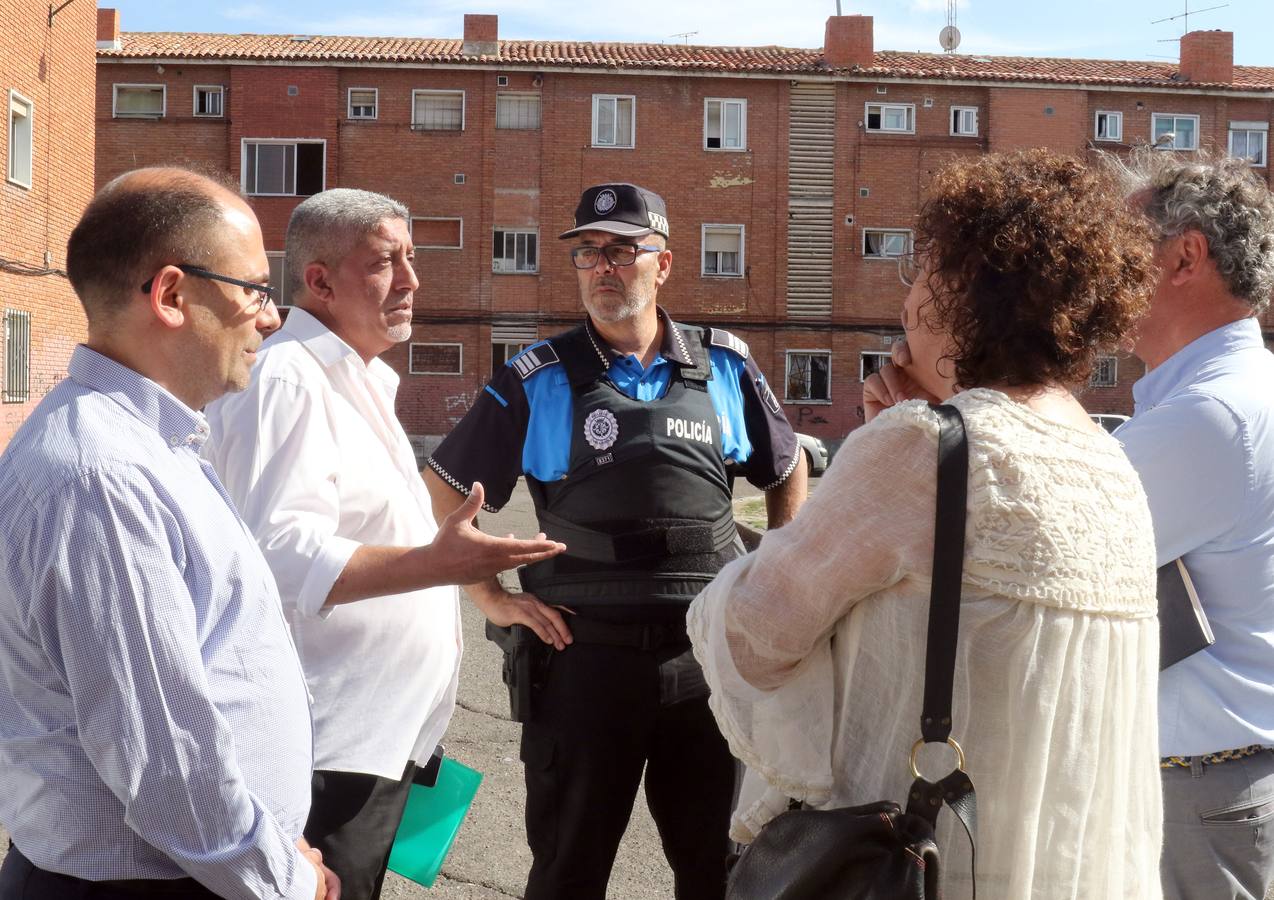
[518,324,740,607]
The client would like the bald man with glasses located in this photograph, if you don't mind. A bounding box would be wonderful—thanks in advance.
[0,167,336,900]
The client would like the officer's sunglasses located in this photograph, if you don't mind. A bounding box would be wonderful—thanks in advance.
[140,264,276,315]
[570,243,662,270]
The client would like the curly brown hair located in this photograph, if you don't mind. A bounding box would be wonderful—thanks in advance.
[915,149,1155,388]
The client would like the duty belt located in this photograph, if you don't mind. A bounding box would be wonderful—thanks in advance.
[567,617,688,651]
[536,509,738,564]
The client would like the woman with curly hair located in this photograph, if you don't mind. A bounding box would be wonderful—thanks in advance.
[688,149,1163,898]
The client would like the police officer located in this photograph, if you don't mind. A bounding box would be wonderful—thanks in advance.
[423,183,806,899]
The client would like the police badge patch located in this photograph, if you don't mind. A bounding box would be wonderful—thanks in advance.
[584,408,620,450]
[594,189,618,215]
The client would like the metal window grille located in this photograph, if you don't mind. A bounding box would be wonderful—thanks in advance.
[785,352,830,401]
[496,94,540,130]
[3,309,31,403]
[413,92,464,130]
[1090,356,1118,388]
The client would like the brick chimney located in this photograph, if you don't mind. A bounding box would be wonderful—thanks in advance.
[462,14,498,58]
[97,8,122,50]
[823,15,874,69]
[1179,30,1233,84]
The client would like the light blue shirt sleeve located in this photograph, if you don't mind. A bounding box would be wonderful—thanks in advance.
[21,471,317,900]
[1116,391,1249,565]
[706,347,756,466]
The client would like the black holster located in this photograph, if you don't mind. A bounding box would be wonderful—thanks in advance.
[485,621,548,723]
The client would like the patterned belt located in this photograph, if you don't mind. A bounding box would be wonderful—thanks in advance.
[1160,744,1270,769]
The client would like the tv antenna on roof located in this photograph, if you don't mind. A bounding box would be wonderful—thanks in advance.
[939,0,961,53]
[668,31,698,44]
[1151,0,1228,39]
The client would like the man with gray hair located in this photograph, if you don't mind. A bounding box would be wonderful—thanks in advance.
[206,188,567,900]
[1112,151,1274,900]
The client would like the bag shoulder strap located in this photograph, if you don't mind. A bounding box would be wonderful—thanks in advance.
[904,403,978,893]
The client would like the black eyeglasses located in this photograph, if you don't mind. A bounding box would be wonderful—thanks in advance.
[141,264,276,314]
[569,243,661,270]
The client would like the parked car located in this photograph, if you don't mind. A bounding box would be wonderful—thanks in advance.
[1089,413,1131,434]
[796,432,829,476]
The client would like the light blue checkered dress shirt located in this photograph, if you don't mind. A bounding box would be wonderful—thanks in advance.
[0,346,317,899]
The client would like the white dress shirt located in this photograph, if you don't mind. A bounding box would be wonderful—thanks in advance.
[206,308,461,780]
[1116,317,1274,756]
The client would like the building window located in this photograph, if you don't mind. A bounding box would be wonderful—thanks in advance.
[704,98,746,150]
[1230,122,1268,167]
[592,95,635,148]
[412,90,464,131]
[860,351,892,381]
[1090,356,1118,388]
[409,342,463,375]
[496,93,541,130]
[348,88,377,119]
[241,140,325,196]
[412,217,463,250]
[113,84,165,118]
[492,229,538,273]
[865,102,915,134]
[1094,110,1123,142]
[7,91,32,189]
[193,85,223,117]
[492,322,538,377]
[701,224,744,277]
[950,106,978,137]
[2,309,30,403]
[1152,113,1200,151]
[862,228,911,259]
[785,350,831,402]
[265,252,295,308]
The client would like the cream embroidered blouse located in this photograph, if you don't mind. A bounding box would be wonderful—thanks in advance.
[688,389,1163,899]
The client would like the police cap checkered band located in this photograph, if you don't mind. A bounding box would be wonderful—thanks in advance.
[559,183,670,240]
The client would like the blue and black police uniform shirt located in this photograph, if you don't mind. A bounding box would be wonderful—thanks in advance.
[429,308,800,514]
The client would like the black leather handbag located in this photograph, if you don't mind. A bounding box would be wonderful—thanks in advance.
[726,404,977,900]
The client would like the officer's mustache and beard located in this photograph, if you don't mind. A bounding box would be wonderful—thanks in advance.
[581,272,656,325]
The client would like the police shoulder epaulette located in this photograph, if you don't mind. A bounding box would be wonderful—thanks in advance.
[708,327,750,360]
[508,342,560,380]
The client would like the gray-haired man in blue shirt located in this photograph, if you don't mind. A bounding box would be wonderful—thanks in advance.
[1112,151,1274,900]
[0,168,336,900]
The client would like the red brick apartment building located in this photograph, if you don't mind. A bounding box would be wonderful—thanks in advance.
[95,12,1274,447]
[0,1,95,449]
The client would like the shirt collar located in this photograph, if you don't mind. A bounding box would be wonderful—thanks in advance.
[1132,317,1264,412]
[583,307,694,367]
[67,345,211,451]
[281,307,400,388]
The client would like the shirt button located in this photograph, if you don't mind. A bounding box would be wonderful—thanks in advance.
[168,435,181,447]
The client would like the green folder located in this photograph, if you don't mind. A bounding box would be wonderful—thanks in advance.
[386,758,484,887]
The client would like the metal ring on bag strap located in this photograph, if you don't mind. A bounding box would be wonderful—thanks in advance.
[908,736,966,781]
